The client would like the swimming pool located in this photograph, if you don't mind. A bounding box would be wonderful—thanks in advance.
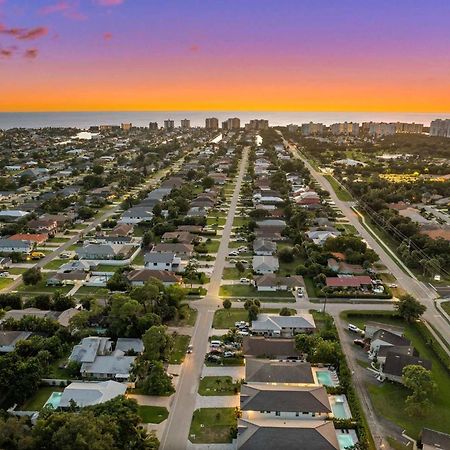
[316,370,337,386]
[337,434,355,450]
[332,402,349,419]
[44,392,62,409]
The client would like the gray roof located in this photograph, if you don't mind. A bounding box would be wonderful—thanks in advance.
[253,239,277,253]
[58,380,126,408]
[242,337,301,358]
[144,251,176,264]
[240,384,331,413]
[81,351,136,377]
[116,338,144,354]
[76,243,122,257]
[421,428,450,449]
[122,207,153,218]
[383,351,432,377]
[251,314,316,332]
[146,187,171,201]
[0,239,32,249]
[252,256,279,271]
[373,329,410,347]
[238,420,339,450]
[69,337,112,363]
[0,331,32,349]
[245,359,314,384]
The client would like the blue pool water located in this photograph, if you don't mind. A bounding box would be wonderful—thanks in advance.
[338,434,355,450]
[316,370,336,386]
[331,402,349,419]
[44,392,62,409]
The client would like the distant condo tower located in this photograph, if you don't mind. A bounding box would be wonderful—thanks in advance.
[181,119,191,129]
[330,122,359,136]
[430,119,450,138]
[205,117,219,130]
[222,117,241,131]
[301,122,324,136]
[362,122,424,137]
[164,119,175,130]
[149,122,158,130]
[121,123,132,132]
[245,119,269,131]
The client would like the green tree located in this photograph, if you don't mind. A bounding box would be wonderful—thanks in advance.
[222,298,232,312]
[402,365,436,417]
[235,261,245,274]
[141,361,174,395]
[142,325,173,362]
[279,307,292,316]
[22,267,42,286]
[395,294,426,322]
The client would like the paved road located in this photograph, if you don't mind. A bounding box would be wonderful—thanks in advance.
[0,151,194,294]
[160,148,249,450]
[282,137,450,349]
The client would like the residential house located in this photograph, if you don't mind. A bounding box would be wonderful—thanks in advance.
[47,270,89,286]
[116,338,144,354]
[127,268,182,286]
[256,219,286,233]
[109,223,134,237]
[242,337,302,359]
[1,308,79,327]
[369,329,411,354]
[381,351,432,384]
[253,239,277,256]
[58,380,127,408]
[0,238,33,254]
[152,243,193,259]
[161,231,194,244]
[307,230,341,246]
[0,210,30,222]
[240,384,331,420]
[237,420,339,450]
[364,322,404,339]
[0,331,32,353]
[325,276,373,289]
[327,258,365,275]
[76,244,126,260]
[9,233,48,245]
[245,359,314,384]
[0,257,12,269]
[254,274,304,292]
[252,255,279,274]
[250,313,316,337]
[69,336,136,381]
[119,207,153,224]
[144,252,182,272]
[27,218,58,235]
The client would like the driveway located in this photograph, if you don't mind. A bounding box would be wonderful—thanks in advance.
[201,365,245,381]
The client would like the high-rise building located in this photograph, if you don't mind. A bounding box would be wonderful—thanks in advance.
[164,119,175,130]
[364,122,423,137]
[287,124,299,133]
[181,119,191,129]
[222,117,240,130]
[205,117,219,130]
[430,119,450,138]
[330,122,359,136]
[121,123,132,132]
[149,122,159,130]
[245,119,269,131]
[301,122,324,136]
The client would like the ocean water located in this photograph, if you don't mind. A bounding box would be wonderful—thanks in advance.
[0,111,449,129]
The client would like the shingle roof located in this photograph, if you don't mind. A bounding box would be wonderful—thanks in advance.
[251,314,316,332]
[373,329,410,347]
[240,384,331,413]
[383,351,432,377]
[242,337,301,358]
[421,428,450,449]
[245,359,314,384]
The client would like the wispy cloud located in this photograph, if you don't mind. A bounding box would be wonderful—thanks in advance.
[39,1,87,20]
[103,32,113,40]
[24,48,38,59]
[0,24,48,40]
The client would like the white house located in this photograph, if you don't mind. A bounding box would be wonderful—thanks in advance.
[250,313,316,337]
[252,255,279,274]
[144,252,182,272]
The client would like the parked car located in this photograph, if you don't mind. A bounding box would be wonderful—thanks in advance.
[240,277,250,284]
[187,344,193,354]
[229,251,239,257]
[206,354,221,362]
[223,351,235,358]
[237,330,249,336]
[389,283,398,288]
[239,260,248,265]
[353,339,366,348]
[60,252,71,259]
[229,259,237,264]
[0,271,10,278]
[348,324,362,333]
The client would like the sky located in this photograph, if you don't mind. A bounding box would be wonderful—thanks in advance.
[0,0,450,112]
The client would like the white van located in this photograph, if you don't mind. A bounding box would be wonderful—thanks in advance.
[210,340,222,348]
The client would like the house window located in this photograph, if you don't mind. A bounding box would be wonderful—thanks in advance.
[295,412,299,417]
[275,411,280,416]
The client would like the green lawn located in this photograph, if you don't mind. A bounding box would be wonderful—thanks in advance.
[0,278,13,289]
[132,251,145,265]
[21,386,64,411]
[44,259,68,270]
[222,267,252,280]
[303,277,319,298]
[93,264,122,272]
[167,304,198,327]
[189,408,237,444]
[47,237,70,243]
[198,376,239,396]
[441,301,450,316]
[18,275,72,295]
[75,286,110,296]
[138,405,169,424]
[213,308,296,329]
[324,175,353,201]
[5,267,26,275]
[342,311,450,439]
[219,284,294,300]
[205,239,220,253]
[232,217,249,227]
[169,334,191,364]
[206,217,226,226]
